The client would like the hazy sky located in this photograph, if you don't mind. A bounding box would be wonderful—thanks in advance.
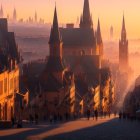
[1,0,140,39]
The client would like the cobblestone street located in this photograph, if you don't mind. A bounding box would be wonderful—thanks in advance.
[0,116,140,140]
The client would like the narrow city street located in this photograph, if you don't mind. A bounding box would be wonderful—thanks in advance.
[0,116,140,140]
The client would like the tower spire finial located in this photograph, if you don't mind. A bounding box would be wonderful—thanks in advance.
[122,12,125,30]
[80,0,93,28]
[97,18,102,44]
[49,4,61,44]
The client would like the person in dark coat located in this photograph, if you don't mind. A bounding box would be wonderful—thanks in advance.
[35,113,39,124]
[119,111,122,120]
[87,109,91,120]
[95,110,98,121]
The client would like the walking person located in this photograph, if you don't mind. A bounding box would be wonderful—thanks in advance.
[119,111,122,120]
[95,109,98,121]
[87,109,90,120]
[92,109,95,120]
[11,116,15,127]
[49,114,53,124]
[35,113,39,124]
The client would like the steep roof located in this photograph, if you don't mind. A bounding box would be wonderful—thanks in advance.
[49,6,62,44]
[0,19,20,72]
[60,28,96,47]
[96,18,103,45]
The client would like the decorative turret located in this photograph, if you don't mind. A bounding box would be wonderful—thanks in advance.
[119,15,128,71]
[80,0,93,29]
[96,18,103,57]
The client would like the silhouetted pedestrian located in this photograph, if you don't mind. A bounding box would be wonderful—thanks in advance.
[87,109,90,120]
[114,111,117,117]
[95,110,98,121]
[11,116,15,127]
[49,114,53,123]
[92,110,95,120]
[35,113,39,124]
[119,111,122,120]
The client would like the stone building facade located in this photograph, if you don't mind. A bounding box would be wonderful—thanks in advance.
[0,19,29,121]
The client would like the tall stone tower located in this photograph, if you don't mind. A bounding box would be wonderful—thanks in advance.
[45,5,64,84]
[96,18,103,58]
[13,8,17,21]
[80,0,93,29]
[0,4,3,18]
[110,25,113,41]
[119,15,128,72]
[35,11,37,23]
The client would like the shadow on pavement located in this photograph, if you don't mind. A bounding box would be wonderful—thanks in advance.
[44,118,140,140]
[0,123,60,140]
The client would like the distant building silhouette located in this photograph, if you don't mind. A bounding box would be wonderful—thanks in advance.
[35,11,37,23]
[96,18,103,58]
[13,8,17,21]
[119,15,129,72]
[0,4,3,18]
[110,25,113,41]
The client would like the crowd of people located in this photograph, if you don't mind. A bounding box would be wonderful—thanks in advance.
[86,109,113,120]
[10,109,117,128]
[118,111,138,121]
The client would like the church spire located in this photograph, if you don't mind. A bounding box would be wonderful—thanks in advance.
[122,14,125,31]
[49,5,61,44]
[80,0,93,29]
[119,14,128,72]
[121,14,127,42]
[83,0,90,20]
[96,18,102,44]
[35,10,37,22]
[13,8,17,21]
